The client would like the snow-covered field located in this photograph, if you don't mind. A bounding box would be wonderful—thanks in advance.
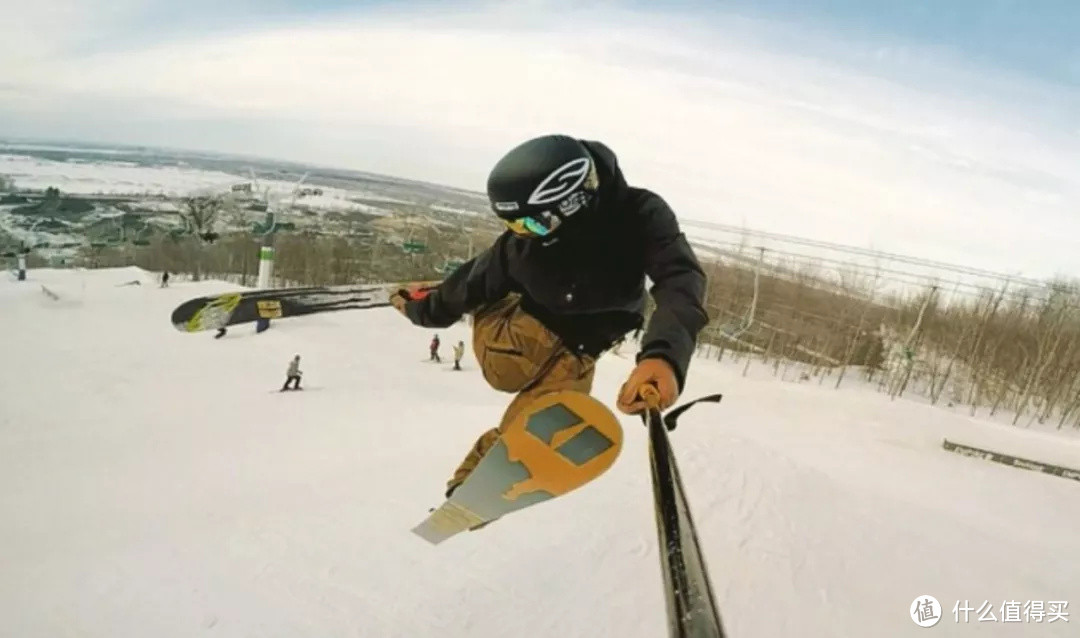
[0,153,245,198]
[1,267,1077,637]
[0,153,401,216]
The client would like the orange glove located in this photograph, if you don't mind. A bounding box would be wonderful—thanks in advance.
[390,285,434,320]
[616,357,680,415]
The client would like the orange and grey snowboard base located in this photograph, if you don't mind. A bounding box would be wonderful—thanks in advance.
[412,390,623,545]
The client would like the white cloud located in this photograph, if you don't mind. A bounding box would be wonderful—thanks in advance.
[0,0,143,67]
[2,1,1078,279]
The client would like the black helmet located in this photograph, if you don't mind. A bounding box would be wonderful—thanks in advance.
[486,134,599,238]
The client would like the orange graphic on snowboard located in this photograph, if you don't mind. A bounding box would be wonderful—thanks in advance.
[413,390,623,544]
[499,391,623,500]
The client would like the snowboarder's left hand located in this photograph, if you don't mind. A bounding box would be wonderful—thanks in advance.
[390,285,434,319]
[389,289,410,316]
[616,357,679,414]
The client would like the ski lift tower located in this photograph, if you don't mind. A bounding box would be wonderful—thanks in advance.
[16,217,51,281]
[16,249,27,281]
[248,168,306,290]
[248,170,305,331]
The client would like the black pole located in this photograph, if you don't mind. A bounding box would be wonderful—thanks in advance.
[641,389,726,638]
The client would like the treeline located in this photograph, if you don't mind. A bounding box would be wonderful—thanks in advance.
[66,225,499,288]
[694,248,1080,429]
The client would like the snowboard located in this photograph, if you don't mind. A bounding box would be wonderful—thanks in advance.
[412,390,623,545]
[170,280,441,333]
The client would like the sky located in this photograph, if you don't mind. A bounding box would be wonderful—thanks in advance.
[1,0,1078,279]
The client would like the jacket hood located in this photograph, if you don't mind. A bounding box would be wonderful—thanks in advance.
[579,139,628,209]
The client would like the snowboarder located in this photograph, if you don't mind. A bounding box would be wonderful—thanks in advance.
[281,354,302,391]
[452,340,465,370]
[429,334,441,362]
[390,134,708,498]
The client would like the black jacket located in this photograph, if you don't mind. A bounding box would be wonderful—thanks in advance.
[403,140,709,391]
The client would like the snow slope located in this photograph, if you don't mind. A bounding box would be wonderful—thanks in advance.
[1,267,1077,638]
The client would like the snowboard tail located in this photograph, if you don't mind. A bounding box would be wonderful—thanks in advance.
[170,280,441,332]
[413,390,623,544]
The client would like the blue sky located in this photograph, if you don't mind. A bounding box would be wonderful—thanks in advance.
[99,0,1080,87]
[684,0,1079,86]
[2,0,1078,278]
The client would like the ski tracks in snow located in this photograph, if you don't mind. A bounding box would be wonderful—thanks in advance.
[669,432,873,637]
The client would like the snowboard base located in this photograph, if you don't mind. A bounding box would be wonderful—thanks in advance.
[170,280,441,333]
[412,390,623,545]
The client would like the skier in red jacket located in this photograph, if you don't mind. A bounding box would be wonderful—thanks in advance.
[429,334,440,362]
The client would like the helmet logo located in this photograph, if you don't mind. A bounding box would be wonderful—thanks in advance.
[527,157,592,206]
[558,191,590,217]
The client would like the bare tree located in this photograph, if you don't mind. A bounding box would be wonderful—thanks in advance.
[178,194,228,281]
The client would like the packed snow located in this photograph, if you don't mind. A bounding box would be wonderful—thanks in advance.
[1,267,1077,637]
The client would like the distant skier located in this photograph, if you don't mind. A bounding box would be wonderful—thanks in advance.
[160,271,170,287]
[452,340,465,370]
[390,134,708,499]
[429,334,441,362]
[214,327,227,339]
[281,354,302,391]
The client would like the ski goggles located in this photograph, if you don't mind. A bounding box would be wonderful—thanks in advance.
[501,211,563,238]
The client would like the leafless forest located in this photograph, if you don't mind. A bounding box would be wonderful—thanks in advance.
[54,210,1080,431]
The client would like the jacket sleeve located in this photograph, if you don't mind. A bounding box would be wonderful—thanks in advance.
[403,235,516,327]
[633,191,709,392]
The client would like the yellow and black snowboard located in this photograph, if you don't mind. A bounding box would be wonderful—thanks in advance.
[170,280,441,332]
[413,390,624,545]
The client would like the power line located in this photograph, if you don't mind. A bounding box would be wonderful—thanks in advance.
[680,219,1050,289]
[691,238,1080,313]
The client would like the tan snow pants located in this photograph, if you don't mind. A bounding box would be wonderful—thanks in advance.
[446,293,596,497]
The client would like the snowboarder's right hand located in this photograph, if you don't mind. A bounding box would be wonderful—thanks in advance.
[616,357,680,415]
